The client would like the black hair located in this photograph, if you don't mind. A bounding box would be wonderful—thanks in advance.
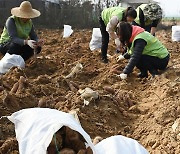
[116,22,132,46]
[122,7,137,21]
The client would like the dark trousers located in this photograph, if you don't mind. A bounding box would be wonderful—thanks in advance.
[136,54,170,73]
[99,17,109,59]
[0,42,41,61]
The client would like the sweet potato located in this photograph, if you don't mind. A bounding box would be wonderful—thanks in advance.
[59,148,75,154]
[65,127,86,153]
[68,82,77,92]
[3,93,20,111]
[103,86,115,94]
[10,82,19,94]
[77,147,93,154]
[19,76,26,83]
[38,97,47,108]
[69,81,79,89]
[77,149,86,154]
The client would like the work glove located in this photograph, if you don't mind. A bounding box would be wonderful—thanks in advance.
[115,49,120,54]
[119,73,127,80]
[117,54,125,62]
[114,38,121,47]
[27,40,37,49]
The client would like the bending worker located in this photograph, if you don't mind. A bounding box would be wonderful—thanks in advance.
[99,6,137,63]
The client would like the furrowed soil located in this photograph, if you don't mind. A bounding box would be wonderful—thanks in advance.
[0,29,179,154]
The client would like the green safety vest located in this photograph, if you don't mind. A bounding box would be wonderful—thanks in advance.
[128,31,169,59]
[135,4,152,26]
[101,7,125,26]
[0,16,32,44]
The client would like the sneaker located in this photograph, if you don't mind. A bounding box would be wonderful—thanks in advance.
[102,58,108,63]
[149,69,159,77]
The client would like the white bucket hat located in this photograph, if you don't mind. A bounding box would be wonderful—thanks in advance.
[11,1,40,19]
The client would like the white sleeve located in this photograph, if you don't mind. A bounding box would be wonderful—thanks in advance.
[106,16,119,39]
[106,16,119,33]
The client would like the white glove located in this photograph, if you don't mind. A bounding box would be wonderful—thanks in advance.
[119,73,127,80]
[114,38,121,47]
[117,55,125,62]
[27,40,37,49]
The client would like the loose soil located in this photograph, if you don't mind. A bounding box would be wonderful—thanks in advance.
[0,29,180,154]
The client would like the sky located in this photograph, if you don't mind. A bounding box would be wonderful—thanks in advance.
[151,0,180,17]
[45,0,180,17]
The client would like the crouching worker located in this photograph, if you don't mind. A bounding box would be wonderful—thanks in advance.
[0,1,43,61]
[117,22,169,79]
[99,6,137,63]
[133,3,162,36]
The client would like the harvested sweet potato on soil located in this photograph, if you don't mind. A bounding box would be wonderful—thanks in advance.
[10,82,19,94]
[59,148,75,154]
[103,86,115,94]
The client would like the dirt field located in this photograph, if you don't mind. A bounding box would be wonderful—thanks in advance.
[0,28,180,154]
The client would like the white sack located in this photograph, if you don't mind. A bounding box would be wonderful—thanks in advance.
[95,135,149,154]
[7,108,96,154]
[63,25,73,38]
[172,26,180,41]
[89,28,102,51]
[7,108,149,154]
[0,53,25,74]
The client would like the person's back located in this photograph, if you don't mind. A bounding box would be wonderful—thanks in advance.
[101,7,125,25]
[99,6,137,63]
[116,22,169,79]
[133,3,162,35]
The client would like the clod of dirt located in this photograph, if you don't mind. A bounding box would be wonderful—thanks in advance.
[117,90,136,107]
[2,92,20,111]
[38,97,48,108]
[110,68,121,74]
[0,86,4,92]
[10,76,27,95]
[172,118,180,136]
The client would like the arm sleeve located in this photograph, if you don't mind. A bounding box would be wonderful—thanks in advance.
[123,39,147,74]
[106,16,119,39]
[29,25,38,41]
[151,19,160,27]
[6,18,24,45]
[123,52,131,59]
